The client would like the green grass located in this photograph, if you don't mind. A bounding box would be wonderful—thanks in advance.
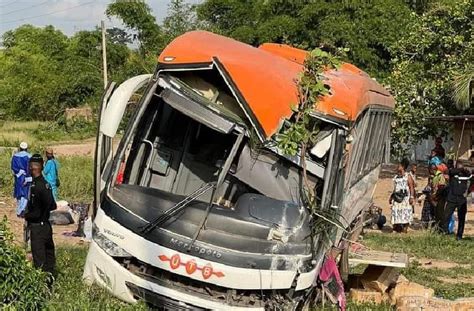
[402,263,474,299]
[57,156,93,202]
[0,150,93,202]
[0,120,96,147]
[362,231,474,264]
[47,246,148,310]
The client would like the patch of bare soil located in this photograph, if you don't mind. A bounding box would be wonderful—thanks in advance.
[414,258,471,270]
[437,276,474,284]
[51,139,95,157]
[50,137,121,157]
[0,198,87,247]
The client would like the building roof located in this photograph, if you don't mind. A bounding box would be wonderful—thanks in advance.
[427,115,474,122]
[158,31,395,139]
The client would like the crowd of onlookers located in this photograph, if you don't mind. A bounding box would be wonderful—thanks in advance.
[390,138,471,240]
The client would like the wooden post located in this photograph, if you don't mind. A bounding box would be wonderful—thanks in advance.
[101,20,108,89]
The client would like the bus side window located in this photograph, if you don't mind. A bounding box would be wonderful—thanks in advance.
[348,110,392,186]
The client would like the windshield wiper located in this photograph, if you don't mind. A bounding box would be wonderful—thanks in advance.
[189,131,245,247]
[140,182,216,234]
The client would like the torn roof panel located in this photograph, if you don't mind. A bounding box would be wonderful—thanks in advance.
[158,31,395,139]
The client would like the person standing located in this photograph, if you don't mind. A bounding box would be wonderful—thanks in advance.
[11,142,31,216]
[390,159,415,233]
[444,164,471,240]
[25,154,56,277]
[432,137,446,160]
[43,148,59,201]
[421,166,435,228]
[430,163,448,231]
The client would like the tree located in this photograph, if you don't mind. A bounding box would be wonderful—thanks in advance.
[107,27,132,45]
[106,0,164,57]
[388,0,473,156]
[453,67,474,111]
[197,0,414,78]
[163,0,200,43]
[0,25,131,120]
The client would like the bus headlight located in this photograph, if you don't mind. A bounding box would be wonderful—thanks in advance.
[93,224,131,257]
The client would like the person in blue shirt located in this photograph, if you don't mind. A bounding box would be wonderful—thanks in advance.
[43,148,59,201]
[11,142,31,216]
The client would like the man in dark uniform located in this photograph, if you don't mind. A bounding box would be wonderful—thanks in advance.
[25,154,56,276]
[444,163,471,240]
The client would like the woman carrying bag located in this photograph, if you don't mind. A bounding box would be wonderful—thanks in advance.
[389,159,415,233]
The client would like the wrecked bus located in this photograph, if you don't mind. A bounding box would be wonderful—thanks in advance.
[83,31,394,310]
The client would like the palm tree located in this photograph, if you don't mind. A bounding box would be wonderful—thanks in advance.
[453,66,474,111]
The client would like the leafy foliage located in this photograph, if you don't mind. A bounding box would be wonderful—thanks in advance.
[0,25,132,121]
[453,66,474,111]
[388,0,474,156]
[163,0,200,43]
[277,48,345,244]
[197,0,413,78]
[106,0,164,57]
[277,49,341,156]
[0,217,50,310]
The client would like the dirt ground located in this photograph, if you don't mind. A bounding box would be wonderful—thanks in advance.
[0,197,86,247]
[373,164,474,236]
[51,141,95,157]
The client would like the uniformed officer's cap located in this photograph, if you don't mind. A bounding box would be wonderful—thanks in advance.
[30,154,44,165]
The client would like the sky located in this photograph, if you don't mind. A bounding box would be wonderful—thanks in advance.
[0,0,197,38]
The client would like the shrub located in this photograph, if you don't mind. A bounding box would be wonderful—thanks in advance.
[0,217,50,310]
[31,118,97,143]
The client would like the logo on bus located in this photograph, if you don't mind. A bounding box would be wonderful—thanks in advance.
[158,254,225,279]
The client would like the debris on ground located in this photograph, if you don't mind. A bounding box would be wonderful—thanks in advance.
[349,288,388,304]
[390,279,435,304]
[396,296,474,311]
[349,267,474,310]
[360,266,399,293]
[49,210,74,225]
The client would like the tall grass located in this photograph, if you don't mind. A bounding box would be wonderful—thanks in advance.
[0,151,93,202]
[47,246,148,310]
[0,120,96,147]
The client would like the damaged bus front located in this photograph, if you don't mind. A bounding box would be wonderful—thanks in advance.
[83,31,394,310]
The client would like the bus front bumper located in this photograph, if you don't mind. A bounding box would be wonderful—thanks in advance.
[83,241,264,310]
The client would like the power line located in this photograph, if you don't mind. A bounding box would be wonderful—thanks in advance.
[1,1,50,16]
[0,1,16,8]
[0,1,95,25]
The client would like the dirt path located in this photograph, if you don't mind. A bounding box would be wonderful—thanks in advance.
[50,137,120,157]
[0,198,86,247]
[373,165,474,237]
[51,140,95,157]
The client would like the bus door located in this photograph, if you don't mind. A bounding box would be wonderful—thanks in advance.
[94,74,153,216]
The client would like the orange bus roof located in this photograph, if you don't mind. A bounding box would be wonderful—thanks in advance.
[158,31,394,139]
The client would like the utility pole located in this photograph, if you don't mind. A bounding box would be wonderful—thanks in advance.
[101,20,108,89]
